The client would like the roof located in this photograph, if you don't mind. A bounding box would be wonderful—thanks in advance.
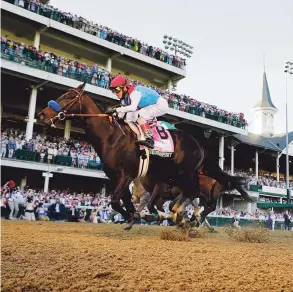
[235,131,293,152]
[270,132,293,150]
[252,72,277,110]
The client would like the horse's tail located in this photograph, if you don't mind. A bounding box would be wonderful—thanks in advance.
[194,145,205,171]
[201,157,253,202]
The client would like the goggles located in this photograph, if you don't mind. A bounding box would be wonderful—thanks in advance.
[110,87,122,94]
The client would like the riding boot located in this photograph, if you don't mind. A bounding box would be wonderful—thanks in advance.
[136,118,154,149]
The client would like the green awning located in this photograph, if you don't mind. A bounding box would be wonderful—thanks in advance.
[257,202,293,209]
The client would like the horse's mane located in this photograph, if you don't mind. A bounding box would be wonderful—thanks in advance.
[89,96,128,126]
[93,99,109,113]
[87,93,118,113]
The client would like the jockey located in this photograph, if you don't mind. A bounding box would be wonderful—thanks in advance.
[107,75,169,149]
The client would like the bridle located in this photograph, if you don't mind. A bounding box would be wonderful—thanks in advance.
[48,88,112,127]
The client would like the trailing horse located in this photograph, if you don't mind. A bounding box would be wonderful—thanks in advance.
[133,156,253,228]
[38,82,204,229]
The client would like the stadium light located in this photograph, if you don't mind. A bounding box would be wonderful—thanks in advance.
[162,34,194,59]
[284,61,293,203]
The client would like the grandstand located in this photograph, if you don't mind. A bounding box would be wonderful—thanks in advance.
[1,0,293,217]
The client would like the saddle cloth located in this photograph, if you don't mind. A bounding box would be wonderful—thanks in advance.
[126,121,174,158]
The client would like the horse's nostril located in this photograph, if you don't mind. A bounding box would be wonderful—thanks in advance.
[39,113,46,120]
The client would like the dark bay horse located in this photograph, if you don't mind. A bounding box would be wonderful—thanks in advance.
[38,82,204,228]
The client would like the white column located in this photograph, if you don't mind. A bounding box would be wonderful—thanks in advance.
[280,197,282,204]
[218,196,223,209]
[20,177,27,191]
[25,87,38,140]
[101,184,106,197]
[106,57,112,73]
[247,202,252,213]
[34,31,41,50]
[219,136,225,169]
[231,145,235,175]
[64,120,71,139]
[276,155,280,182]
[42,172,53,193]
[167,79,173,92]
[255,151,259,179]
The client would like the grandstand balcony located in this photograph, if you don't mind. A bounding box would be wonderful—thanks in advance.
[1,0,248,136]
[1,57,248,136]
[1,158,107,179]
[1,0,185,88]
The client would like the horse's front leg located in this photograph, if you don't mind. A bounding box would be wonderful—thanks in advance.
[122,187,139,230]
[110,172,133,223]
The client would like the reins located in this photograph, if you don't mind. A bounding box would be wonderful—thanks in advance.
[49,87,115,129]
[57,112,112,123]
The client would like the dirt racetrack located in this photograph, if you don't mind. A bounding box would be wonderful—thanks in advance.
[2,221,293,292]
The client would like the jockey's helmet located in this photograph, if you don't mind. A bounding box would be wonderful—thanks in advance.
[109,75,129,99]
[109,75,128,90]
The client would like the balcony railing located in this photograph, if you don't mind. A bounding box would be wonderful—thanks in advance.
[10,149,102,170]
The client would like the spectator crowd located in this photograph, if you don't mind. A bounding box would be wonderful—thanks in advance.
[227,169,293,190]
[2,125,291,190]
[4,0,185,69]
[1,127,101,168]
[1,36,111,89]
[1,181,118,223]
[1,181,292,230]
[1,36,248,129]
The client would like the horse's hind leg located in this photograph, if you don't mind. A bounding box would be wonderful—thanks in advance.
[170,174,200,224]
[168,193,186,223]
[155,197,166,212]
[199,200,217,231]
[175,174,200,209]
[147,182,165,214]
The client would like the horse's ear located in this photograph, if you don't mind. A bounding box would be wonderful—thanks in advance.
[77,82,86,92]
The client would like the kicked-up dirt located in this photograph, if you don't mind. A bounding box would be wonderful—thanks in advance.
[1,221,293,292]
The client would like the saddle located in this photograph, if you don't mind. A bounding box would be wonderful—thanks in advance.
[126,121,174,158]
[125,120,175,178]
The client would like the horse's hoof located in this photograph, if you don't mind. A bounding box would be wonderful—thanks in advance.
[177,218,191,228]
[189,220,199,228]
[124,220,135,230]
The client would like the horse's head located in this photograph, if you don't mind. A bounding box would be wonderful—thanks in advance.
[38,82,86,127]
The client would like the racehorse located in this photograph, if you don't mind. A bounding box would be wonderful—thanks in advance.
[132,156,252,229]
[38,82,204,229]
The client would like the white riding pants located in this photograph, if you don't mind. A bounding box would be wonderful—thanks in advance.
[125,97,168,122]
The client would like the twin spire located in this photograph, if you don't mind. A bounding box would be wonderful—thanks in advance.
[252,71,277,110]
[251,68,278,137]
